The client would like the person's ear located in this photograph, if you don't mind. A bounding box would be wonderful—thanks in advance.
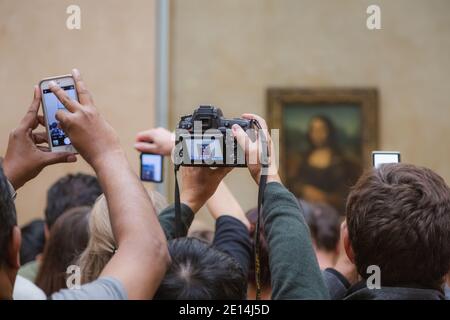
[7,226,21,269]
[343,224,355,264]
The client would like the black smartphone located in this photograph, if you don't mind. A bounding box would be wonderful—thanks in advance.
[140,153,164,183]
[372,151,401,168]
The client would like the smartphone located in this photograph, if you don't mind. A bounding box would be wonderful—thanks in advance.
[39,75,78,153]
[372,151,401,168]
[140,153,164,183]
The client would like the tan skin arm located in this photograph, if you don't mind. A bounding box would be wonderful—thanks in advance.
[206,181,250,230]
[49,69,170,299]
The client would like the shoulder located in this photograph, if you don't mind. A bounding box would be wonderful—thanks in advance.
[13,275,46,300]
[50,277,128,300]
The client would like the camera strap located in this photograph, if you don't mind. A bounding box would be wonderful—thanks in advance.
[174,164,182,238]
[254,122,269,301]
[254,170,267,300]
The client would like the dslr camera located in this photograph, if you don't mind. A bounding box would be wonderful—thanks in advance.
[175,105,255,167]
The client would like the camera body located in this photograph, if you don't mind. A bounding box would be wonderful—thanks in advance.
[175,106,254,167]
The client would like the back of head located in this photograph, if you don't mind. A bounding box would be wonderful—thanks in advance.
[36,206,91,295]
[154,238,246,300]
[346,163,450,289]
[0,164,17,268]
[45,173,102,229]
[299,200,341,252]
[78,190,168,283]
[20,219,45,265]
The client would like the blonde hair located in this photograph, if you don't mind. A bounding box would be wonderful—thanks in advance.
[78,190,168,283]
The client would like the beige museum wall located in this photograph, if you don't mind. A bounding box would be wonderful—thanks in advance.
[0,0,156,225]
[169,0,450,225]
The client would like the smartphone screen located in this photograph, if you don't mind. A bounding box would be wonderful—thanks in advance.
[181,135,224,165]
[140,153,164,183]
[372,151,401,168]
[42,85,77,147]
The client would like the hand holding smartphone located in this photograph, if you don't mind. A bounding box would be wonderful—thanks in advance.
[39,75,78,153]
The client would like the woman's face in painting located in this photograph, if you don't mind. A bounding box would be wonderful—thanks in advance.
[309,117,329,148]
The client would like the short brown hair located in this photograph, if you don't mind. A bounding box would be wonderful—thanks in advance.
[346,164,450,289]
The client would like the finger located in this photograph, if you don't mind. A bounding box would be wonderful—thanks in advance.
[135,129,155,143]
[72,68,94,105]
[55,109,71,130]
[37,115,46,126]
[43,152,77,165]
[134,142,159,153]
[32,132,48,144]
[231,124,251,155]
[48,81,81,113]
[20,86,41,130]
[37,145,50,152]
[242,113,268,130]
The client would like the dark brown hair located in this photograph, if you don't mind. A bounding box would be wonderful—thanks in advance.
[346,163,450,289]
[36,206,90,295]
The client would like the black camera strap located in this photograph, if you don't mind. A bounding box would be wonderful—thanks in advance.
[254,122,269,301]
[174,164,182,238]
[254,170,267,300]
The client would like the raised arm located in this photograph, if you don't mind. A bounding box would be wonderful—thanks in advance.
[49,69,169,299]
[206,181,250,230]
[2,86,76,192]
[207,182,252,276]
[232,114,329,300]
[158,166,232,240]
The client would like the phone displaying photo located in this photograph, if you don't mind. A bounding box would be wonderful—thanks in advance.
[372,151,401,168]
[39,75,78,153]
[140,153,164,183]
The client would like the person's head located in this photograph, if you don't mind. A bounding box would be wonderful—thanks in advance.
[0,164,20,299]
[307,115,338,150]
[78,191,168,283]
[345,163,450,290]
[300,200,341,268]
[35,206,91,295]
[154,238,247,299]
[246,208,271,295]
[45,173,102,230]
[20,219,45,265]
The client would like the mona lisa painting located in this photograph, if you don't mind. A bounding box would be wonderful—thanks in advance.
[267,88,378,214]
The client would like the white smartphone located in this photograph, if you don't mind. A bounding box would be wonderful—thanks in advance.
[39,75,78,153]
[372,151,401,168]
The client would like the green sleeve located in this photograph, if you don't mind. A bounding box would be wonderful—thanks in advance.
[158,203,195,241]
[263,182,330,300]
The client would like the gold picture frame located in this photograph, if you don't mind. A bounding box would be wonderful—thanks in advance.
[267,88,379,213]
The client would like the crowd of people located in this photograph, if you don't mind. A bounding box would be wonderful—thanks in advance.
[0,69,449,300]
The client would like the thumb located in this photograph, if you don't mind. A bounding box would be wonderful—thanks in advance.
[231,124,250,154]
[43,152,77,166]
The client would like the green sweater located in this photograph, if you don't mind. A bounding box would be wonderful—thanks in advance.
[263,182,330,299]
[157,182,330,300]
[158,203,195,240]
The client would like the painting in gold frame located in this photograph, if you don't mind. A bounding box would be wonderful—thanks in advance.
[267,88,378,214]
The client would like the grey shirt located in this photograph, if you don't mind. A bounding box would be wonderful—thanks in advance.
[51,277,127,300]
